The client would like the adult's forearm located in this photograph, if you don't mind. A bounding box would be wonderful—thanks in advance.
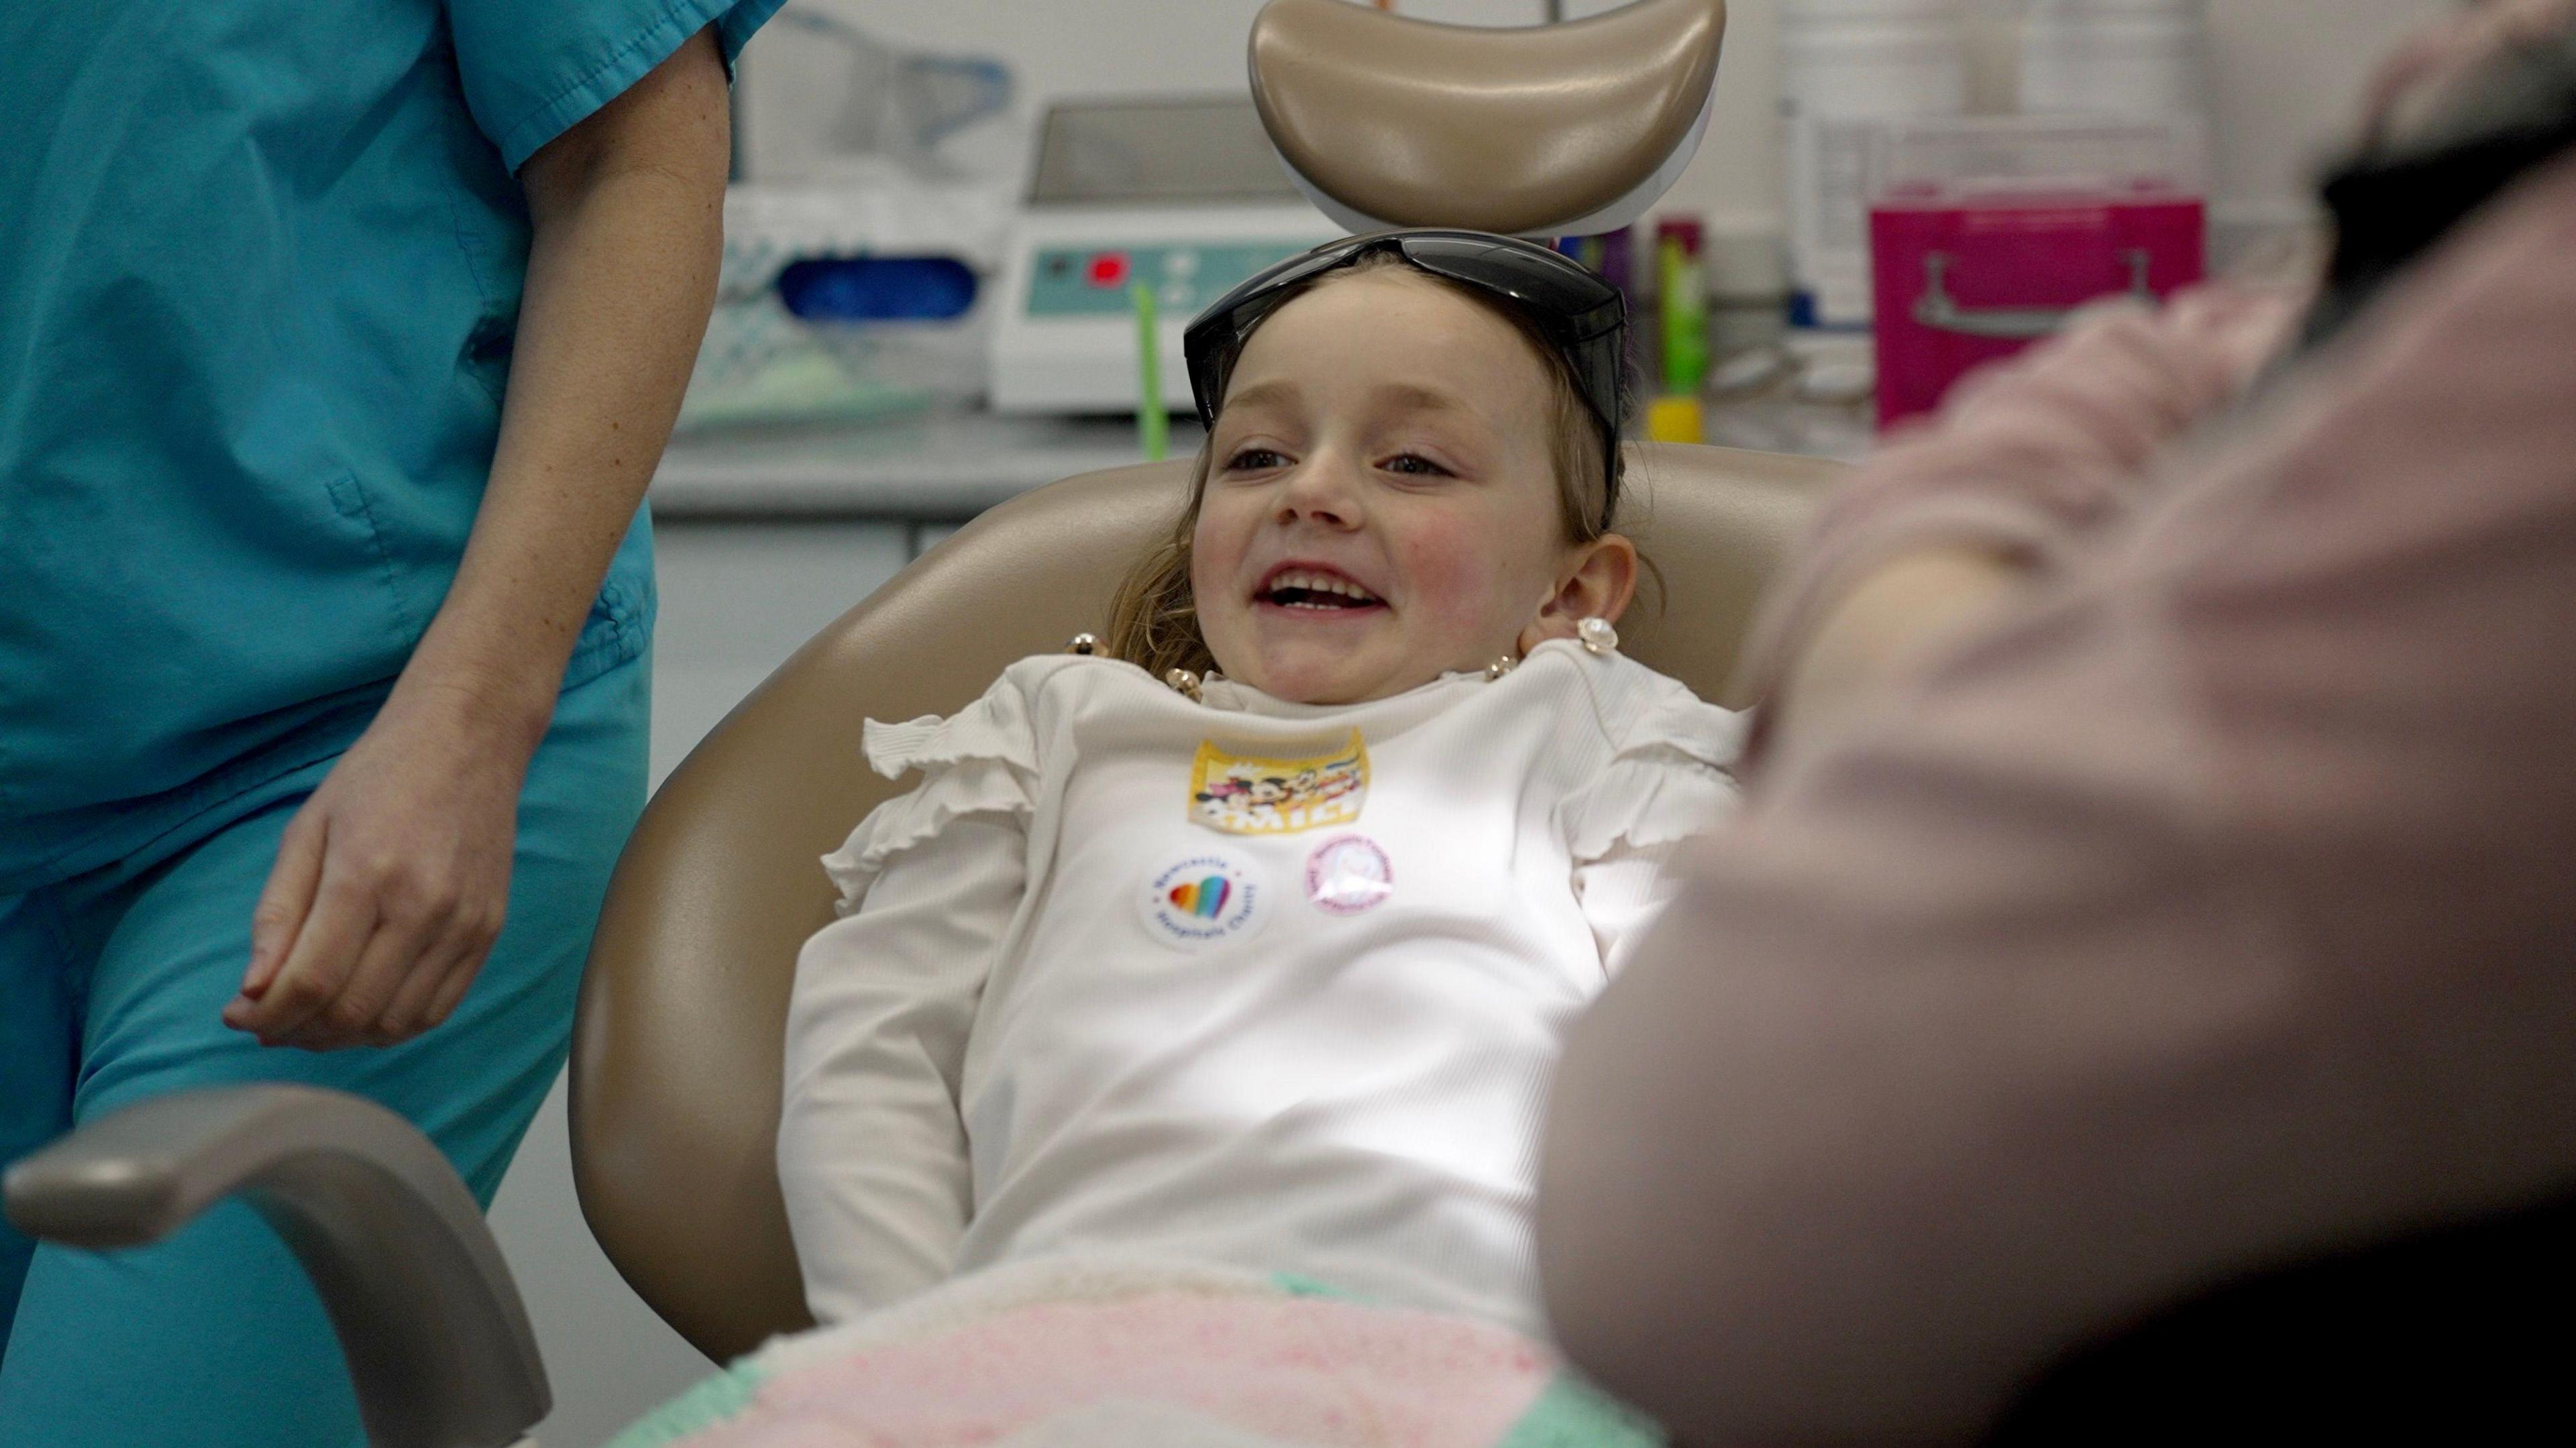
[1764,545,2023,747]
[399,33,729,750]
[1739,290,2294,763]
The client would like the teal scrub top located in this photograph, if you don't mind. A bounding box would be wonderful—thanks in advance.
[0,0,783,889]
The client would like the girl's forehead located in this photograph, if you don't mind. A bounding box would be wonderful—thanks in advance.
[1226,270,1556,422]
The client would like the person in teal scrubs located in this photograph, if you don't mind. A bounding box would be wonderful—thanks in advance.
[0,2,782,1442]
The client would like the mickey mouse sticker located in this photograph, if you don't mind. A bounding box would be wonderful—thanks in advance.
[1189,732,1369,836]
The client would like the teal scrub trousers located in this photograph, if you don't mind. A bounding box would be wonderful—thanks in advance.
[0,651,649,1446]
[2,0,782,1440]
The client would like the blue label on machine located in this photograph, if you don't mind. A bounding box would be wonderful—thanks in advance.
[1025,241,1324,319]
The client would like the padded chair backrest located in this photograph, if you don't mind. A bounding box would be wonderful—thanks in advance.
[572,443,1839,1361]
[1250,0,1727,235]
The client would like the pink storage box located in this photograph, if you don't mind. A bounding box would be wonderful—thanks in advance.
[1868,117,2208,431]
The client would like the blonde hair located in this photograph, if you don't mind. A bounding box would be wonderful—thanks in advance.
[1105,254,1630,677]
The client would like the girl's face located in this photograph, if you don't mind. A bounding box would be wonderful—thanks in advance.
[1191,270,1634,705]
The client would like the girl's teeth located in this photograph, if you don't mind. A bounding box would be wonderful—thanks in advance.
[1273,570,1375,602]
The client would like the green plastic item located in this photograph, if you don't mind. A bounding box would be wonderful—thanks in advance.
[1658,233,1709,396]
[1134,281,1169,462]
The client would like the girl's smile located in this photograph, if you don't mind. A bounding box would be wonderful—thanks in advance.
[1254,561,1389,618]
[1189,268,1635,705]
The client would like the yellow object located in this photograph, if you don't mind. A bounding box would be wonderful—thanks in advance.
[1646,394,1706,444]
[1188,730,1371,835]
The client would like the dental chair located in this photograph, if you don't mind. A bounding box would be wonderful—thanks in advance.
[1250,0,1727,237]
[3,442,1828,1448]
[571,439,1821,1369]
[4,6,1780,1443]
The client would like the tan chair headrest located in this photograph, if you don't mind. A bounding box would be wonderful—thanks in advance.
[1250,0,1727,236]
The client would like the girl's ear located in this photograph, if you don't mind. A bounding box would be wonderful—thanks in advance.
[1519,534,1639,657]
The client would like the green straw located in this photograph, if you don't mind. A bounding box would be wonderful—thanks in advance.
[1132,281,1168,462]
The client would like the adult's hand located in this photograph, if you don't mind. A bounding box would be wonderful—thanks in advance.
[223,678,537,1048]
[221,27,730,1050]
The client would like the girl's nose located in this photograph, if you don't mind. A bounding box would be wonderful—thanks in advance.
[1275,456,1364,528]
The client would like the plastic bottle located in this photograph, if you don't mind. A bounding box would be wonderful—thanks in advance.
[1646,218,1711,443]
[1780,0,1970,329]
[1656,217,1710,395]
[2019,0,2212,120]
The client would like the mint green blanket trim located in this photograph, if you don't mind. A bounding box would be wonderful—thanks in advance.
[602,1359,772,1448]
[1270,1270,1364,1301]
[1264,1274,1663,1447]
[1498,1374,1669,1448]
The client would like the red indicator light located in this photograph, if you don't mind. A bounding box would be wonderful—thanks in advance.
[1085,252,1131,288]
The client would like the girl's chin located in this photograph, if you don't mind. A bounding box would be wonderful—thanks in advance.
[1228,648,1446,706]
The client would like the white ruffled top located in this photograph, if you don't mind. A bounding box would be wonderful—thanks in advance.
[779,640,1745,1336]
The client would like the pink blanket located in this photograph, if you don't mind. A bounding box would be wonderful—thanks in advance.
[610,1258,1658,1448]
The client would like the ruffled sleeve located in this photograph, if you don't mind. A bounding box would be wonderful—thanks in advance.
[785,667,1054,1321]
[1560,684,1749,865]
[1558,672,1748,979]
[820,673,1043,909]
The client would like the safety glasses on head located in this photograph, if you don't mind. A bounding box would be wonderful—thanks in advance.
[1183,229,1629,531]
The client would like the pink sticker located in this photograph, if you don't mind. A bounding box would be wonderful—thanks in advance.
[1303,834,1392,915]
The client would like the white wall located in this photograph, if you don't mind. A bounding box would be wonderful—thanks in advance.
[743,0,2455,235]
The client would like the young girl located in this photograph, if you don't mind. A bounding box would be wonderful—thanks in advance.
[776,231,1746,1343]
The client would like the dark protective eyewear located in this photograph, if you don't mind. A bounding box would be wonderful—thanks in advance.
[1183,230,1629,528]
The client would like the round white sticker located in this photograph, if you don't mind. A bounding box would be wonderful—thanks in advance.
[1140,850,1269,950]
[1304,834,1393,915]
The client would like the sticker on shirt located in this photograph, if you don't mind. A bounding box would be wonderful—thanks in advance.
[1304,834,1393,915]
[1141,850,1270,950]
[1189,730,1370,836]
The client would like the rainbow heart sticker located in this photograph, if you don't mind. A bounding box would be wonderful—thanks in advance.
[1141,850,1267,950]
[1167,875,1232,918]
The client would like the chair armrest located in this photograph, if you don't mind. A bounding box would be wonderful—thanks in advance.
[5,1084,547,1448]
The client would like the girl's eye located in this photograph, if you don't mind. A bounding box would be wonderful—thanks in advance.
[1383,453,1450,478]
[1225,447,1287,472]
